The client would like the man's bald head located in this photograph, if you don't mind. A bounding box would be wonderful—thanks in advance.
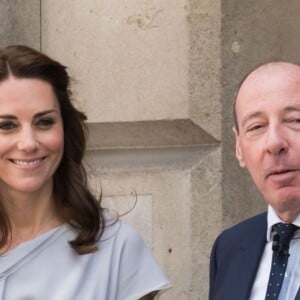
[233,62,300,134]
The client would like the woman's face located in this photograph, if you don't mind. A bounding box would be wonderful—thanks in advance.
[0,76,64,196]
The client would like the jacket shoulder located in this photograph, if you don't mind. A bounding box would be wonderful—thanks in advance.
[221,212,267,240]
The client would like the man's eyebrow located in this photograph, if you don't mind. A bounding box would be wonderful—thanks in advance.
[240,111,264,128]
[240,105,300,128]
[283,105,300,113]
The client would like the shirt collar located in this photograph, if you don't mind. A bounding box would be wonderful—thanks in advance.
[266,205,300,242]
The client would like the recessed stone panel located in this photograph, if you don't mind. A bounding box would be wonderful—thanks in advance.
[86,146,221,299]
[91,169,193,299]
[102,194,153,247]
[41,0,189,123]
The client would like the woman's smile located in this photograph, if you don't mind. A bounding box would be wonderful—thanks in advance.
[9,157,46,167]
[0,77,64,194]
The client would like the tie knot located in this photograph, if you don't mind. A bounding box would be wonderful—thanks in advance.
[274,223,298,245]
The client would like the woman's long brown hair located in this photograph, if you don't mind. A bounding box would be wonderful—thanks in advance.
[0,45,104,254]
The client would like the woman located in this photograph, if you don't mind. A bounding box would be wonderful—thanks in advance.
[0,45,170,299]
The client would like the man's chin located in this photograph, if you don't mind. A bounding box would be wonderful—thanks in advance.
[268,196,300,222]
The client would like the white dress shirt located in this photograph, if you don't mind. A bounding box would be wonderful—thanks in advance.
[249,206,300,300]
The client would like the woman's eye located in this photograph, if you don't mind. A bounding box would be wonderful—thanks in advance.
[0,122,16,131]
[291,118,300,123]
[36,118,55,128]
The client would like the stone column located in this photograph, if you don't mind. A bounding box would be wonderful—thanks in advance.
[0,0,40,49]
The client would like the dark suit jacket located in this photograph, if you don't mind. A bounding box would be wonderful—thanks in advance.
[209,212,300,300]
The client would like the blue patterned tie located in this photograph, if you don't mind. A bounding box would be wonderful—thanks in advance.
[265,223,298,300]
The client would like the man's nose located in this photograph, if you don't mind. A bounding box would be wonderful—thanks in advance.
[17,128,39,152]
[264,125,288,155]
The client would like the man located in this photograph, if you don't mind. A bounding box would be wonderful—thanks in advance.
[209,62,300,300]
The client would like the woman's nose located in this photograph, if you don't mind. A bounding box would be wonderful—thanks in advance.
[17,129,39,152]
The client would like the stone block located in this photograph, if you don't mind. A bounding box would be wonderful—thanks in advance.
[86,145,221,299]
[88,169,192,299]
[102,194,153,247]
[0,0,40,49]
[41,0,190,123]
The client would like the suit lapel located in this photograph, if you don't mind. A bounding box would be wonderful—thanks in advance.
[235,214,267,299]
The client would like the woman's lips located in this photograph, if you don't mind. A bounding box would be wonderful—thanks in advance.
[9,157,46,167]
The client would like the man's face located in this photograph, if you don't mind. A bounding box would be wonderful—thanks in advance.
[234,63,300,221]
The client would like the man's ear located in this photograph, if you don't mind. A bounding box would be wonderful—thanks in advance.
[233,127,246,168]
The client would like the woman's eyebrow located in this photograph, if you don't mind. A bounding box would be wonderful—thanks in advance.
[0,110,58,120]
[33,109,58,119]
[0,114,16,120]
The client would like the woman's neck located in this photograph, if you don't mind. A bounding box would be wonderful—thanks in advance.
[0,189,63,252]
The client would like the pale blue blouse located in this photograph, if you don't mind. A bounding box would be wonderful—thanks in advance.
[0,218,170,299]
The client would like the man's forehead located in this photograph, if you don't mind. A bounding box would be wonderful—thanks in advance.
[233,62,300,128]
[239,62,300,93]
[236,62,300,107]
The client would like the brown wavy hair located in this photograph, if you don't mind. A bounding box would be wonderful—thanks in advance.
[0,45,104,254]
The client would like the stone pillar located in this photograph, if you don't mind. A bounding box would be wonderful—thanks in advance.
[0,0,40,49]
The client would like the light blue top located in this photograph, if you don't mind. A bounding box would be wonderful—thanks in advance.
[0,218,170,300]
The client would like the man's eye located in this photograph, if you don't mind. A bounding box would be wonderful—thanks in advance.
[248,124,263,132]
[0,122,16,130]
[36,118,55,128]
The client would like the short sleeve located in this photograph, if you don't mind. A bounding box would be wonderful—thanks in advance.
[114,222,170,300]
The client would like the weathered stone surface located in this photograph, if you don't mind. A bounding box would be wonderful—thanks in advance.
[191,148,222,300]
[87,119,218,150]
[0,0,40,49]
[188,0,222,140]
[90,169,193,299]
[41,0,190,123]
[102,194,153,247]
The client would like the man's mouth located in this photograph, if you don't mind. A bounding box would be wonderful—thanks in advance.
[266,168,297,178]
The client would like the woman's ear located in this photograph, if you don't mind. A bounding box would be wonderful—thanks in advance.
[233,127,246,168]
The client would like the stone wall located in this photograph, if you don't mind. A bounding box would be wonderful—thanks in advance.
[41,1,221,298]
[1,0,300,299]
[0,0,40,48]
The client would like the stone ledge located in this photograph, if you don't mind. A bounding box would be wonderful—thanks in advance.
[86,119,219,150]
[85,146,217,171]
